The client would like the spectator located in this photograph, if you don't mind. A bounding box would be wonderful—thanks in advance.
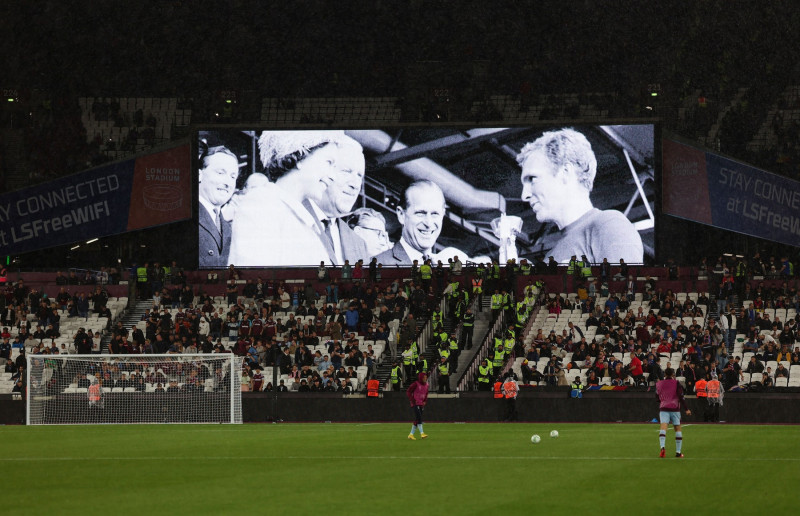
[543,357,560,386]
[344,305,359,333]
[745,356,764,375]
[628,352,644,384]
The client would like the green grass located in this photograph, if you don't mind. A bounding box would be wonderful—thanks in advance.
[4,423,799,515]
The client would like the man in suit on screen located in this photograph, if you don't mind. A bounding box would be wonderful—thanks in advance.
[375,180,445,266]
[198,145,239,268]
[304,133,370,265]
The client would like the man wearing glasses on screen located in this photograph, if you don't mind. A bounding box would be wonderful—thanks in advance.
[518,128,643,264]
[349,208,392,258]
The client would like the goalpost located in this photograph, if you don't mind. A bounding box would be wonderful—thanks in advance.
[26,354,243,425]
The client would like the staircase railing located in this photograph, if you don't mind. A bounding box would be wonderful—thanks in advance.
[456,288,545,391]
[418,293,449,357]
[457,310,505,392]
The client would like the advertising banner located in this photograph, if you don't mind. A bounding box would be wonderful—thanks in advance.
[0,144,191,255]
[663,137,800,247]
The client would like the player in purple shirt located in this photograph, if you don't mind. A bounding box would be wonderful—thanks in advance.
[406,372,429,440]
[656,368,692,458]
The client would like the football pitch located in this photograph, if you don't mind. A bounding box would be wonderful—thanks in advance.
[4,422,798,515]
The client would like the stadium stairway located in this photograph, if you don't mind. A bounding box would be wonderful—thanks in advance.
[417,317,456,388]
[372,316,430,390]
[448,301,492,391]
[707,292,740,322]
[100,300,152,354]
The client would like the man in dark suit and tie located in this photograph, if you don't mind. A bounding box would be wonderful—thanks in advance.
[376,180,446,266]
[198,145,239,268]
[305,133,369,265]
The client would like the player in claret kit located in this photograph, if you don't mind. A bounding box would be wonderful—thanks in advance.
[406,372,429,440]
[656,367,691,458]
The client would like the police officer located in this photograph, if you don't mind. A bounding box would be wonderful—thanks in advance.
[416,355,428,376]
[491,289,503,320]
[491,349,505,377]
[431,308,443,328]
[461,307,475,350]
[477,359,492,391]
[734,258,747,298]
[390,361,403,391]
[579,255,592,279]
[515,299,528,330]
[475,262,486,283]
[448,333,460,373]
[453,296,466,326]
[490,260,501,290]
[420,259,433,292]
[566,255,577,277]
[434,325,448,348]
[438,342,450,364]
[437,356,451,394]
[136,263,149,299]
[501,289,511,317]
[503,330,516,356]
[493,333,505,355]
[401,345,415,383]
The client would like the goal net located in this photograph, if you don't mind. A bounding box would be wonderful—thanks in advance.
[26,354,243,425]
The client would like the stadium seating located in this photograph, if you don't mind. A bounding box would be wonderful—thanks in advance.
[78,97,182,159]
[510,287,799,390]
[260,97,401,125]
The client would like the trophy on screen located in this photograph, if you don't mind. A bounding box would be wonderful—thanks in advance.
[491,214,523,263]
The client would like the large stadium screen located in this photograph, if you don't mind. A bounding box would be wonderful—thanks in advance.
[195,125,656,268]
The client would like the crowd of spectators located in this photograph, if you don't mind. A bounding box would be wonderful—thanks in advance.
[110,261,476,393]
[5,250,800,398]
[0,277,120,393]
[97,256,545,395]
[516,252,800,395]
[29,355,235,398]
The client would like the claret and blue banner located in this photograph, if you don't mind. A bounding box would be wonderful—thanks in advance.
[0,144,191,255]
[662,137,800,247]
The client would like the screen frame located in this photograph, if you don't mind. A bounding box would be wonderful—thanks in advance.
[192,121,661,268]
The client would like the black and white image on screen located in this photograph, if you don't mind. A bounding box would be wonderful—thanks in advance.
[196,126,655,268]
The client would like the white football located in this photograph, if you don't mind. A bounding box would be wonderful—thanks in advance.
[531,434,541,443]
[550,430,559,438]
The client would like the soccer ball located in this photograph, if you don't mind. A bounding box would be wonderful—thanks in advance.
[550,430,559,438]
[531,434,541,444]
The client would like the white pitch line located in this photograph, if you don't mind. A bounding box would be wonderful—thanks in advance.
[2,456,799,462]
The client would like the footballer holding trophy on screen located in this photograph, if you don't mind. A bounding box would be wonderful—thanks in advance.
[517,128,643,264]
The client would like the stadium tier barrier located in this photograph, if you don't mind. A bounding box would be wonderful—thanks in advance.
[15,264,791,305]
[3,390,800,424]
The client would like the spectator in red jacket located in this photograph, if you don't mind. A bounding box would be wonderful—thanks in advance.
[628,352,644,383]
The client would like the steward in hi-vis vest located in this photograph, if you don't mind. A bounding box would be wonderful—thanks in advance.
[437,357,451,394]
